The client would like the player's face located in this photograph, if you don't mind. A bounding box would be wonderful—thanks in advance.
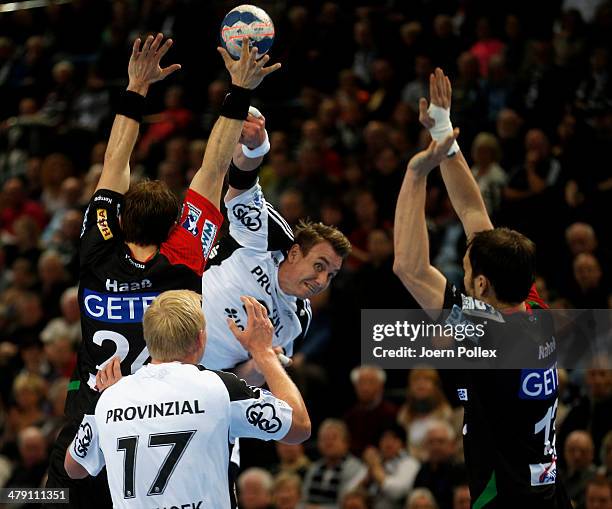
[286,241,343,299]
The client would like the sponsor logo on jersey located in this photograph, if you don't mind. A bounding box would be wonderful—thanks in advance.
[529,459,557,486]
[96,208,113,240]
[232,203,262,231]
[74,422,93,458]
[124,254,145,269]
[105,400,205,423]
[93,195,113,204]
[246,402,282,433]
[460,295,504,322]
[457,388,468,401]
[538,337,556,360]
[106,278,152,292]
[181,202,202,237]
[519,364,558,400]
[201,219,217,259]
[83,288,159,323]
[250,265,272,295]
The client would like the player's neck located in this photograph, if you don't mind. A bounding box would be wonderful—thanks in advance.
[490,298,526,312]
[126,242,158,263]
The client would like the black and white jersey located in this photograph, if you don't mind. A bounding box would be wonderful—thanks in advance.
[68,363,292,509]
[443,282,569,508]
[201,182,311,370]
[68,189,223,418]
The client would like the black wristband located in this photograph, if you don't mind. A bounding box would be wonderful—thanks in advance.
[220,84,251,120]
[117,90,146,122]
[227,160,260,189]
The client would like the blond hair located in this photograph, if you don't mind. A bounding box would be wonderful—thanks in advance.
[471,132,501,163]
[13,373,47,400]
[143,290,204,361]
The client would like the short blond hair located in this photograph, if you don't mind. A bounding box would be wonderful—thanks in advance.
[143,290,204,361]
[471,132,501,163]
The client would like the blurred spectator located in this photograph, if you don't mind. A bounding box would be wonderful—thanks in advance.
[470,132,508,215]
[401,55,433,108]
[469,17,505,77]
[4,215,42,268]
[599,431,612,481]
[429,15,460,75]
[569,253,608,308]
[344,365,398,456]
[361,424,420,509]
[40,153,74,215]
[562,430,598,508]
[495,108,524,171]
[273,442,311,479]
[452,485,470,509]
[413,420,466,509]
[238,467,274,509]
[341,488,372,509]
[2,373,47,448]
[405,488,438,509]
[4,426,48,488]
[585,476,612,509]
[0,177,46,237]
[40,377,68,443]
[272,472,303,509]
[397,369,453,461]
[40,286,80,346]
[302,419,367,507]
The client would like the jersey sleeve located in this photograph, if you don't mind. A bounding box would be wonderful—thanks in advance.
[224,182,294,252]
[160,189,224,277]
[213,370,293,442]
[79,189,124,267]
[526,284,549,309]
[68,414,105,476]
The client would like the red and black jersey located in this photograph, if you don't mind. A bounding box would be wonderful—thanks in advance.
[443,283,571,509]
[66,188,222,418]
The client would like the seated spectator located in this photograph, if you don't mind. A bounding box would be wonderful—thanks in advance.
[361,424,420,509]
[469,17,505,77]
[413,420,467,509]
[272,472,303,509]
[37,250,70,319]
[4,427,48,488]
[238,467,274,509]
[40,286,81,347]
[0,177,46,240]
[405,488,438,509]
[599,431,612,481]
[397,369,453,461]
[452,485,470,509]
[303,419,367,508]
[345,365,398,456]
[562,430,598,508]
[40,377,68,443]
[568,253,608,308]
[470,132,507,215]
[341,489,372,509]
[40,153,74,215]
[3,215,42,268]
[585,476,612,509]
[273,442,311,479]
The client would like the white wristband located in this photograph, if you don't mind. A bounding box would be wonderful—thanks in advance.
[241,129,270,158]
[428,104,460,156]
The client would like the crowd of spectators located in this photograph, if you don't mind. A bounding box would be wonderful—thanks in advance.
[0,0,611,508]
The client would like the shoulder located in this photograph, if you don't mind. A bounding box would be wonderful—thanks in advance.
[450,294,505,324]
[202,367,261,401]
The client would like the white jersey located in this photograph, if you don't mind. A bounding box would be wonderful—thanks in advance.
[201,182,311,370]
[68,363,292,509]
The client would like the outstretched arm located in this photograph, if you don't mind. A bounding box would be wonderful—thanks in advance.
[393,133,458,312]
[96,34,181,194]
[188,41,280,208]
[419,68,493,238]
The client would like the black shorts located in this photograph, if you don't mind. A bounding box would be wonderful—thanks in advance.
[46,419,112,509]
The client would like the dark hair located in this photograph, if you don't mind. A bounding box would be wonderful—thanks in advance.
[294,219,351,259]
[378,423,407,444]
[122,181,180,246]
[467,228,536,304]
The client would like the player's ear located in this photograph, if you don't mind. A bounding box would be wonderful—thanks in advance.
[475,275,489,299]
[288,243,301,263]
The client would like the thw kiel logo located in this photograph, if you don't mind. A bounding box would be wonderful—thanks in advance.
[233,204,262,231]
[246,403,282,433]
[74,422,93,458]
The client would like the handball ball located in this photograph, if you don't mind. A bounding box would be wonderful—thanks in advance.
[220,4,275,60]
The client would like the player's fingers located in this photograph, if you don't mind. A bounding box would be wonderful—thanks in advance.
[160,63,181,78]
[241,296,255,320]
[248,45,258,65]
[217,46,233,67]
[141,34,154,55]
[240,36,250,61]
[261,62,281,76]
[132,38,141,57]
[429,74,437,102]
[156,38,174,59]
[111,356,122,380]
[435,68,445,104]
[255,54,270,68]
[149,33,164,54]
[226,318,241,338]
[445,75,452,100]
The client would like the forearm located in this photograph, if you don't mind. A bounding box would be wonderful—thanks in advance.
[190,116,244,206]
[394,172,431,277]
[439,151,493,236]
[233,143,263,172]
[96,114,139,194]
[251,348,310,439]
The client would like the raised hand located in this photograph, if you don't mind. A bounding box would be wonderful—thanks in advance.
[127,33,181,95]
[227,296,274,355]
[217,37,281,90]
[95,356,123,392]
[407,129,459,177]
[240,113,266,149]
[419,67,452,129]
